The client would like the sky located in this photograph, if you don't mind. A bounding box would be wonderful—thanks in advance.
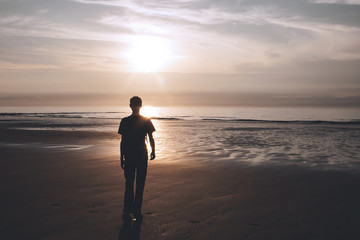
[1,0,360,107]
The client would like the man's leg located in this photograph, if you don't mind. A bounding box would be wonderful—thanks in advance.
[133,166,147,216]
[123,166,135,213]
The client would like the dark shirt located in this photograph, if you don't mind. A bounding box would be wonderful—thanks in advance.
[118,115,155,166]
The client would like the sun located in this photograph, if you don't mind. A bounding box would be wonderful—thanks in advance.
[124,35,173,73]
[141,106,160,118]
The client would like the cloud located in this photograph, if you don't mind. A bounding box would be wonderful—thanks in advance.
[1,0,360,106]
[79,0,360,46]
[0,15,32,25]
[310,0,360,5]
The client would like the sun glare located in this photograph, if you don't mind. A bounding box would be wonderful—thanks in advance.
[124,35,173,73]
[141,106,160,118]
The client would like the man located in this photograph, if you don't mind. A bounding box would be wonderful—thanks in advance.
[118,96,156,220]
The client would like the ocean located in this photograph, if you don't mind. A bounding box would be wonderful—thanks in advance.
[1,106,360,170]
[1,106,360,121]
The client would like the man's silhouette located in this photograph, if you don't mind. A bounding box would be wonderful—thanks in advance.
[118,96,155,219]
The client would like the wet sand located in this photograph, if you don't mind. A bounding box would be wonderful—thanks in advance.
[1,126,360,240]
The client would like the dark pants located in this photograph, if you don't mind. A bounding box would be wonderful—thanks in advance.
[123,165,147,214]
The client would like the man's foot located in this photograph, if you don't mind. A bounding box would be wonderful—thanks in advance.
[123,208,132,215]
[133,211,143,221]
[122,213,132,221]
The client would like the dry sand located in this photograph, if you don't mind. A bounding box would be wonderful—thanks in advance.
[1,127,359,240]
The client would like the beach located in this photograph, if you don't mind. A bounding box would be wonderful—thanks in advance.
[1,113,360,240]
[3,0,360,239]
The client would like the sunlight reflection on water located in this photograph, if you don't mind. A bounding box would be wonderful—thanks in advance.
[151,119,360,170]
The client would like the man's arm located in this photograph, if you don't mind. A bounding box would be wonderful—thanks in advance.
[118,119,126,169]
[120,135,125,169]
[148,132,156,160]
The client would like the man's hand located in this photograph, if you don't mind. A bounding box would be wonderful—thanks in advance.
[120,155,125,169]
[150,151,156,160]
[148,132,155,160]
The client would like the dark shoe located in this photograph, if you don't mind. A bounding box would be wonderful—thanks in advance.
[133,211,143,221]
[122,213,132,221]
[123,208,132,215]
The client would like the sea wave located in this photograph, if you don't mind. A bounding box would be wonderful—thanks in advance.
[201,118,360,125]
[151,117,182,121]
[0,112,124,119]
[1,112,360,124]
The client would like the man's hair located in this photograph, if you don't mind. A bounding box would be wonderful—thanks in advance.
[130,96,142,107]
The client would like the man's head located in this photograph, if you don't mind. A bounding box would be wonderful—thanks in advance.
[130,96,142,113]
[130,96,142,107]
